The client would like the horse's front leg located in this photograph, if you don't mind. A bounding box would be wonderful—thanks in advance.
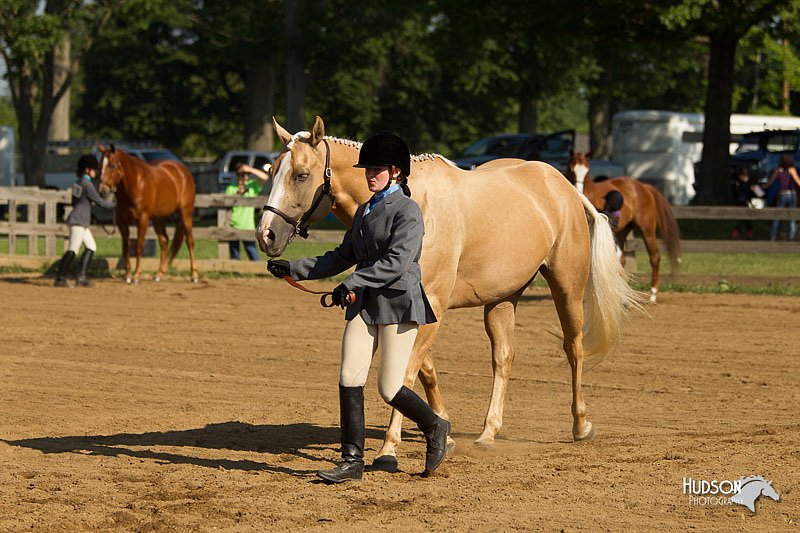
[475,296,520,448]
[373,322,445,470]
[132,215,149,284]
[152,219,169,282]
[117,215,132,283]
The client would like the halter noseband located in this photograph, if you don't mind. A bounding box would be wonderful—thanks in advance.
[262,138,334,240]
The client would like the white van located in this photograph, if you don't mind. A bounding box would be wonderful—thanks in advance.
[611,110,800,205]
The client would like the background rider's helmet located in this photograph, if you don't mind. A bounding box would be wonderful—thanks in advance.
[353,132,411,177]
[76,154,100,177]
[603,190,624,212]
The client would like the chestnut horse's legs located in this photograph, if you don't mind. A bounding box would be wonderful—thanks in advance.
[373,322,447,466]
[152,218,169,282]
[475,291,523,448]
[132,214,150,283]
[640,226,661,303]
[542,265,593,442]
[116,214,132,283]
[179,206,198,282]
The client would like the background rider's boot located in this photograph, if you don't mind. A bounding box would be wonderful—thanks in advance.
[76,249,95,287]
[54,250,76,287]
[388,385,451,474]
[317,385,365,483]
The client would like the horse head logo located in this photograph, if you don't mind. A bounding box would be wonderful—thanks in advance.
[730,476,780,512]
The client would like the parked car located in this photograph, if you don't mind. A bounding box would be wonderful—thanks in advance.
[726,128,800,205]
[452,130,576,173]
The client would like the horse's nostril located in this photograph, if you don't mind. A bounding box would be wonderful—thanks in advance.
[267,229,275,242]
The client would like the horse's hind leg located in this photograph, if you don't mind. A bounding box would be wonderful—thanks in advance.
[152,219,169,282]
[373,322,450,470]
[541,264,594,441]
[641,225,661,303]
[180,206,198,282]
[475,290,523,448]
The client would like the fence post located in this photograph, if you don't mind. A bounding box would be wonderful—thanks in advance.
[217,208,231,259]
[45,200,57,256]
[7,199,16,255]
[26,202,37,255]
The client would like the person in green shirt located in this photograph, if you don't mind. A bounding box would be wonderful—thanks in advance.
[226,163,269,260]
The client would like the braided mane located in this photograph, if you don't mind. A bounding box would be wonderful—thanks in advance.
[326,136,456,167]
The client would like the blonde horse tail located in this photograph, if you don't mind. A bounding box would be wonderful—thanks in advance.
[169,219,185,265]
[579,194,646,364]
[648,184,682,274]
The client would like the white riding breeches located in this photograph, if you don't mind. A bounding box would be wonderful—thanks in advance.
[339,313,419,402]
[68,225,96,253]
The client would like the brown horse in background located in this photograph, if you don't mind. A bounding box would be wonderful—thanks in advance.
[566,152,681,302]
[98,144,198,283]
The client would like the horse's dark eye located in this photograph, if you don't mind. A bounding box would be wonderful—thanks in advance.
[296,173,309,182]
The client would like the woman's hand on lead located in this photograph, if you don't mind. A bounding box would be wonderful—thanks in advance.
[267,259,290,278]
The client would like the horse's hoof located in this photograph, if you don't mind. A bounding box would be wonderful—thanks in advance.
[573,422,595,442]
[191,276,199,284]
[125,276,132,284]
[446,436,456,456]
[369,455,398,473]
[473,439,495,450]
[154,276,161,283]
[133,278,141,286]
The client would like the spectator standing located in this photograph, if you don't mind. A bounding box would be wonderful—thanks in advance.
[226,163,269,260]
[763,153,800,241]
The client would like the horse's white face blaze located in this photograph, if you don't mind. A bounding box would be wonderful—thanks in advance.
[573,162,589,193]
[255,131,328,257]
[99,152,123,193]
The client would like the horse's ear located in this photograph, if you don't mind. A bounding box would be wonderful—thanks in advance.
[97,143,106,154]
[109,143,116,153]
[273,117,292,145]
[310,115,325,146]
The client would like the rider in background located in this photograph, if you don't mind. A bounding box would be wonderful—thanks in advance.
[54,154,115,288]
[762,152,800,241]
[602,189,624,256]
[266,132,449,483]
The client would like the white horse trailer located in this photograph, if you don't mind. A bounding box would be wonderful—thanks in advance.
[611,110,800,205]
[0,125,14,187]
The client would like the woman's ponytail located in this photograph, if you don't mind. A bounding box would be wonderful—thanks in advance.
[400,175,411,197]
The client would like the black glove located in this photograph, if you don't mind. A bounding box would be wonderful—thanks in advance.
[267,259,290,278]
[331,283,350,309]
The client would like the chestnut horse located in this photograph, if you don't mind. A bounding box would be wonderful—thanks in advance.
[566,153,681,302]
[256,117,643,468]
[98,144,198,283]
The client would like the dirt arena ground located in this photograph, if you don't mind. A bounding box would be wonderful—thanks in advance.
[0,274,797,531]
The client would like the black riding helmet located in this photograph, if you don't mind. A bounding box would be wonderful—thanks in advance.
[76,154,100,177]
[603,190,624,212]
[353,132,411,177]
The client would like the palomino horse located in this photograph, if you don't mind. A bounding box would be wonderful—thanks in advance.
[98,144,198,283]
[257,117,642,467]
[566,152,681,302]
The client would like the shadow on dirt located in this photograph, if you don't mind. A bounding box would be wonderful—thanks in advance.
[1,421,387,475]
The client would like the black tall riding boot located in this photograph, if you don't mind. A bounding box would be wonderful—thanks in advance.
[317,385,365,483]
[54,250,76,287]
[389,386,451,474]
[76,249,95,287]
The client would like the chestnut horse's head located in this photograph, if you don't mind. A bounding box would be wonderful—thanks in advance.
[256,116,333,257]
[97,143,125,193]
[566,152,590,193]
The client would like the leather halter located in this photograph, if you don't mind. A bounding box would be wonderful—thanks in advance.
[262,138,334,240]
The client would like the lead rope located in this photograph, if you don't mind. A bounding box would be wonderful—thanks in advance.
[280,275,356,308]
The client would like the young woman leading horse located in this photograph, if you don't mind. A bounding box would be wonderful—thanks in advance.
[256,117,643,471]
[566,152,681,303]
[98,144,198,284]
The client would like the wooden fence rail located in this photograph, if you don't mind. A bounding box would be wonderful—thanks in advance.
[1,187,798,264]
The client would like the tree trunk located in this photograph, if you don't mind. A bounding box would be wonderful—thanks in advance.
[518,78,538,134]
[588,92,612,159]
[48,35,71,154]
[244,59,275,151]
[284,0,306,132]
[695,34,737,205]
